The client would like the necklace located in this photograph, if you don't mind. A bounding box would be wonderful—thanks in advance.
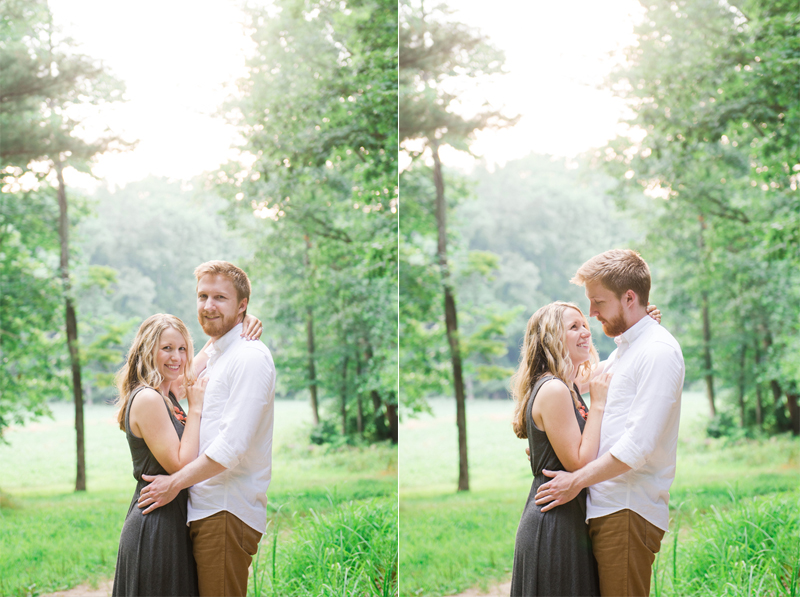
[577,404,588,420]
[166,392,187,425]
[172,404,187,425]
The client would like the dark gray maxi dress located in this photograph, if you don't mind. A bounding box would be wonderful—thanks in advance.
[510,375,600,597]
[112,386,199,597]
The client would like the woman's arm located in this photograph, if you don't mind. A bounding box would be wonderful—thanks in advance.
[129,380,207,474]
[193,338,213,375]
[576,361,608,395]
[240,313,263,340]
[532,375,611,472]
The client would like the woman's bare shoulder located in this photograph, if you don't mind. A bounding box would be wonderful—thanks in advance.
[536,378,571,401]
[129,387,163,410]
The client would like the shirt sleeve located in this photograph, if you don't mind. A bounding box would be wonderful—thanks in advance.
[609,340,684,470]
[203,347,275,470]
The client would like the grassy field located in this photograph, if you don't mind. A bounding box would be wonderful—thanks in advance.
[0,400,398,597]
[399,391,800,596]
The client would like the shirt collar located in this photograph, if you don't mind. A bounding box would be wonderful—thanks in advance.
[614,314,655,347]
[206,322,243,357]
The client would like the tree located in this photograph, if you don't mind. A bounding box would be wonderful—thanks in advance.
[0,0,128,487]
[460,154,637,391]
[0,186,65,438]
[215,0,398,443]
[71,176,252,407]
[603,0,800,434]
[400,0,518,490]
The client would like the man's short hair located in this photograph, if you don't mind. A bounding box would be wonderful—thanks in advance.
[194,260,251,304]
[571,249,651,307]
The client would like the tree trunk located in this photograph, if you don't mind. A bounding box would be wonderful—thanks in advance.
[753,339,763,427]
[700,295,715,418]
[771,380,782,404]
[365,343,391,440]
[769,379,792,432]
[786,391,800,436]
[386,402,398,444]
[432,141,469,492]
[755,384,764,428]
[303,236,319,425]
[762,331,791,431]
[56,160,86,492]
[736,344,746,427]
[698,216,715,417]
[355,353,364,436]
[306,308,320,425]
[340,354,349,436]
[369,390,397,443]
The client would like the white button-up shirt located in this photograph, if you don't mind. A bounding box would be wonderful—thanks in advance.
[586,315,685,531]
[187,323,276,534]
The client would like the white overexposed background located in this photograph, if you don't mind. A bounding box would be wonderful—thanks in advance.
[402,0,644,171]
[49,0,257,190]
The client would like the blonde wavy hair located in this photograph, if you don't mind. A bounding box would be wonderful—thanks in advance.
[511,302,598,439]
[114,314,196,431]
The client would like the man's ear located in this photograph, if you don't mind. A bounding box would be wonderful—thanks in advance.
[624,289,637,307]
[238,298,248,316]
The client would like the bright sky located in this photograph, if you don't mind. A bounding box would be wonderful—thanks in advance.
[405,0,644,170]
[47,1,644,188]
[48,0,254,190]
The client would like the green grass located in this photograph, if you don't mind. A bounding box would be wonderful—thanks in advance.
[652,492,800,597]
[399,392,800,596]
[0,401,398,597]
[0,490,129,597]
[252,497,398,597]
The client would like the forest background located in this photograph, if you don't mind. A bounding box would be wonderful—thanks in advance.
[0,0,398,595]
[400,0,800,594]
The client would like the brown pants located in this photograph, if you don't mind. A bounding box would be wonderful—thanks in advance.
[190,510,263,597]
[588,509,665,597]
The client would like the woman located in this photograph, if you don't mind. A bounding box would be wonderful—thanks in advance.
[509,302,606,597]
[111,313,261,596]
[509,302,659,596]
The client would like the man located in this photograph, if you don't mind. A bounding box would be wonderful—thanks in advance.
[137,260,275,597]
[534,249,685,597]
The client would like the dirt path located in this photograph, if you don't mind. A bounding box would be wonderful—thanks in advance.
[450,579,511,597]
[42,577,113,597]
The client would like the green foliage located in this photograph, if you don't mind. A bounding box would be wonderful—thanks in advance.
[399,0,522,423]
[401,153,637,410]
[0,0,128,443]
[706,411,747,440]
[459,155,636,394]
[67,176,249,403]
[216,0,398,440]
[0,188,65,436]
[399,163,517,411]
[603,0,800,433]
